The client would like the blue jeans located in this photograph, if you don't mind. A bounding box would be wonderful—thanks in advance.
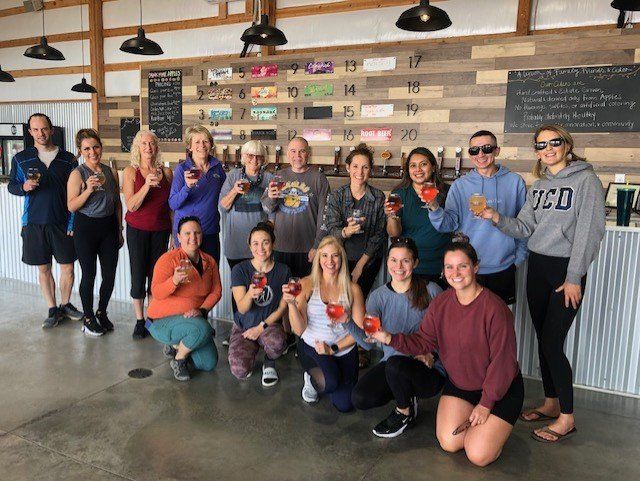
[148,315,218,371]
[298,341,358,412]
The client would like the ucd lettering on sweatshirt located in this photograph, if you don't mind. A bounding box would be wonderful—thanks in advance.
[531,187,574,211]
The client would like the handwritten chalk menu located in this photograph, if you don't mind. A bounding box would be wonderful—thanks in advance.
[148,69,182,142]
[120,117,140,153]
[505,65,640,133]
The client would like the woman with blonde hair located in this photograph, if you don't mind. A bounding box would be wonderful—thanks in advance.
[219,140,273,270]
[282,235,365,412]
[123,130,173,339]
[169,124,226,263]
[480,124,605,443]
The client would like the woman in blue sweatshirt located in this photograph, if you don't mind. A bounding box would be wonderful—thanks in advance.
[427,131,527,304]
[481,124,605,443]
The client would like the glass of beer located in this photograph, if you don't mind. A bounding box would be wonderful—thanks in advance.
[178,258,193,283]
[238,178,251,194]
[363,313,382,342]
[153,166,163,187]
[272,174,285,198]
[351,209,365,234]
[287,277,302,297]
[469,193,487,218]
[386,193,403,218]
[27,167,41,185]
[420,182,439,208]
[93,170,106,191]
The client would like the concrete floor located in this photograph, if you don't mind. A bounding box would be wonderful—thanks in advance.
[1,278,639,481]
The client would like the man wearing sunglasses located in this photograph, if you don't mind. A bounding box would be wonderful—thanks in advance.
[426,130,527,305]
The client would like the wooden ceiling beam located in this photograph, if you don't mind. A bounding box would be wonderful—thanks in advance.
[0,0,116,19]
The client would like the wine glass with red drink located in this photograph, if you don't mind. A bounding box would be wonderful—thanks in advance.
[251,271,267,291]
[326,301,348,328]
[189,168,202,188]
[272,174,285,198]
[287,277,302,297]
[420,182,439,208]
[386,193,402,218]
[363,313,382,342]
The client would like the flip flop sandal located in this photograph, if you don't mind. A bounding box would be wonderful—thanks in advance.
[262,366,279,387]
[519,410,559,422]
[531,426,577,443]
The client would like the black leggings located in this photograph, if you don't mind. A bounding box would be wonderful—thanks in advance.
[348,257,382,298]
[527,252,587,414]
[126,225,169,299]
[381,356,446,410]
[73,212,120,318]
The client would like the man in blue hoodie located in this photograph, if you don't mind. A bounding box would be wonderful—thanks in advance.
[427,130,527,304]
[8,113,83,328]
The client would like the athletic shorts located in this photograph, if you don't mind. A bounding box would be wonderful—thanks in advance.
[441,372,524,425]
[21,223,76,266]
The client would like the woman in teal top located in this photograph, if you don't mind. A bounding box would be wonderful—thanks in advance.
[386,147,450,287]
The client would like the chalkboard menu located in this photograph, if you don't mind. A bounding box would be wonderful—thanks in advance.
[148,69,182,142]
[505,65,640,133]
[120,117,140,153]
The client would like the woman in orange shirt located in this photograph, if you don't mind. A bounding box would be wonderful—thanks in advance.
[146,216,221,381]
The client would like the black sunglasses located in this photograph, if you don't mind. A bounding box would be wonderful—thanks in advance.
[534,137,564,151]
[468,144,497,156]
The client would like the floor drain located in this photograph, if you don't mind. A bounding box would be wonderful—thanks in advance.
[128,368,153,379]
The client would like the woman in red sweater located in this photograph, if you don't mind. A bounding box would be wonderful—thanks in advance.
[371,234,523,467]
[146,216,221,381]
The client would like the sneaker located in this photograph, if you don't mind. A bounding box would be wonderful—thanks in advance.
[81,316,105,337]
[170,358,190,381]
[372,408,414,438]
[283,333,297,355]
[132,320,149,340]
[59,303,83,321]
[162,344,177,359]
[301,372,318,403]
[96,310,114,332]
[262,365,279,387]
[42,307,60,329]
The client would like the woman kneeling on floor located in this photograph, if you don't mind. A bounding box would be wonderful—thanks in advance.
[370,234,523,467]
[283,235,365,412]
[229,221,290,386]
[146,216,221,381]
[346,237,446,438]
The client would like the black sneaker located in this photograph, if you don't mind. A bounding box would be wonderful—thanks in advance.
[81,316,105,337]
[132,319,149,340]
[170,358,190,381]
[42,307,60,329]
[59,303,83,321]
[162,344,177,358]
[372,408,415,438]
[96,310,114,332]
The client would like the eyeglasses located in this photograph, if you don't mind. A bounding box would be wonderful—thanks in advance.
[534,137,564,151]
[468,145,497,156]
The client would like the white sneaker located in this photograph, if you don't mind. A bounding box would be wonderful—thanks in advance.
[301,372,319,403]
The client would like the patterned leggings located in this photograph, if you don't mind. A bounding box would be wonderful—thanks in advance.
[228,323,287,379]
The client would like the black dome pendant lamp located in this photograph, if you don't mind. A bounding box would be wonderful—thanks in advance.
[0,65,15,82]
[241,14,288,47]
[611,0,640,11]
[24,8,65,61]
[396,0,452,32]
[71,7,97,94]
[120,0,164,56]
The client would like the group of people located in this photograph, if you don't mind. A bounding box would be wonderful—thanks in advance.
[9,113,606,466]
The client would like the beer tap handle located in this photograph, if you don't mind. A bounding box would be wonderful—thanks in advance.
[455,147,462,178]
[381,150,392,177]
[234,147,242,169]
[274,145,281,171]
[222,146,229,171]
[333,147,341,175]
[437,146,445,171]
[399,152,406,178]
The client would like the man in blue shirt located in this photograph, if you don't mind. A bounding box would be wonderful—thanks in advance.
[426,130,528,304]
[8,113,83,328]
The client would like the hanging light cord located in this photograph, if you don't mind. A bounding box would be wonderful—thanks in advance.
[80,6,85,75]
[139,0,143,27]
[41,8,45,36]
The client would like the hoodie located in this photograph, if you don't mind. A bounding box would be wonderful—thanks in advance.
[496,161,605,285]
[428,165,528,274]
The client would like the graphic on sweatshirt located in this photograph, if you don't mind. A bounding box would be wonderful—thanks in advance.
[280,180,312,215]
[531,187,574,211]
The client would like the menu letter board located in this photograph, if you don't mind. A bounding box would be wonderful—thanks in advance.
[148,69,183,142]
[505,65,640,133]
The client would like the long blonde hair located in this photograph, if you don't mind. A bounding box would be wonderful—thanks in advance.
[130,130,161,168]
[310,236,352,305]
[532,124,586,178]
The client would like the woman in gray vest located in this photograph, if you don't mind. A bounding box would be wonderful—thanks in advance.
[67,129,123,337]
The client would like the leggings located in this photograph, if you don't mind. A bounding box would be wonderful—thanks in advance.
[385,356,447,410]
[527,252,587,414]
[126,225,170,299]
[73,212,119,318]
[148,315,218,371]
[298,341,359,412]
[351,361,394,410]
[228,323,286,379]
[348,257,382,298]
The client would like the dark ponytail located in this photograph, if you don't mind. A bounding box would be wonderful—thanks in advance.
[388,237,431,311]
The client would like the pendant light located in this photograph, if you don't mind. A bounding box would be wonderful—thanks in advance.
[240,0,287,50]
[120,0,164,55]
[24,8,65,60]
[396,0,452,32]
[71,7,97,94]
[0,65,15,82]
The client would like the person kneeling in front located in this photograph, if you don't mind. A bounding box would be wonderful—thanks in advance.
[146,216,221,381]
[370,234,523,467]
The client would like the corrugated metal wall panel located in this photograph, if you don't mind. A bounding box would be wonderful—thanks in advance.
[0,101,92,153]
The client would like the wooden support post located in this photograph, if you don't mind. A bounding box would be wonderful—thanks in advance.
[516,0,532,36]
[219,0,228,20]
[261,0,277,57]
[88,0,105,130]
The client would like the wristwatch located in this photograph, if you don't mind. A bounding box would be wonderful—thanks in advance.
[330,343,339,354]
[261,321,268,330]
